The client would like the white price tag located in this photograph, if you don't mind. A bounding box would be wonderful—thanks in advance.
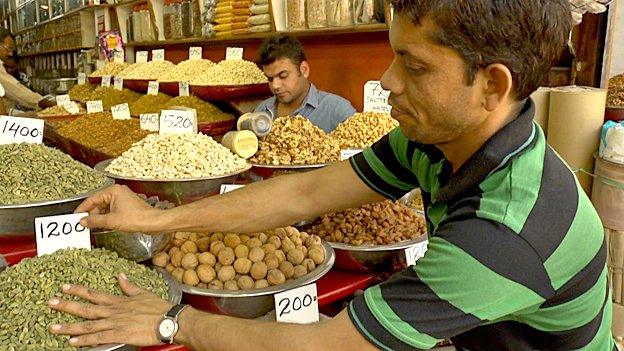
[159,109,197,135]
[363,80,391,114]
[96,60,105,69]
[225,47,243,60]
[152,49,165,61]
[220,184,244,194]
[87,100,104,113]
[136,51,149,63]
[405,240,429,266]
[93,0,100,5]
[55,94,71,105]
[35,213,90,257]
[0,116,44,144]
[77,72,86,85]
[113,50,124,63]
[189,46,202,60]
[101,75,111,88]
[114,76,124,90]
[62,102,80,115]
[179,81,190,97]
[147,81,159,95]
[274,284,319,324]
[340,149,363,161]
[140,113,159,131]
[111,103,131,120]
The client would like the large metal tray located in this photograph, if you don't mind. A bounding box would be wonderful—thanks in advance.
[182,242,335,319]
[0,178,114,236]
[95,159,251,205]
[190,83,272,102]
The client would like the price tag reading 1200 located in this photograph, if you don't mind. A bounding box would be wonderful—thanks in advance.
[160,110,196,135]
[111,103,131,120]
[35,213,91,256]
[274,283,319,324]
[0,116,44,144]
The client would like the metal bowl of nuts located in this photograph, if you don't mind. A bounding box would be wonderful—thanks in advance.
[95,159,252,205]
[328,236,427,272]
[180,241,335,319]
[247,162,328,181]
[0,178,114,237]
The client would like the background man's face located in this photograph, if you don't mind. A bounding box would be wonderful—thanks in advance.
[262,58,309,105]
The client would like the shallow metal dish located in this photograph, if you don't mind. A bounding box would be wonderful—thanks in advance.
[329,236,427,272]
[86,269,182,351]
[0,178,114,236]
[182,242,335,319]
[92,230,173,262]
[95,159,252,205]
[247,162,329,181]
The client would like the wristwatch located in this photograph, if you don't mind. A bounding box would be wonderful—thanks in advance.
[158,304,189,344]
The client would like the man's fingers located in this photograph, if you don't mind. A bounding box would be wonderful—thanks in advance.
[80,214,116,230]
[66,330,124,347]
[74,186,116,214]
[59,284,122,305]
[118,273,147,297]
[48,299,115,320]
[50,319,113,336]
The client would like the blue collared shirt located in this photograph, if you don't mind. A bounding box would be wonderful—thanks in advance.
[254,84,356,133]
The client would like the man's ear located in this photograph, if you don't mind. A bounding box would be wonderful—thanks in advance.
[300,61,310,78]
[479,63,513,112]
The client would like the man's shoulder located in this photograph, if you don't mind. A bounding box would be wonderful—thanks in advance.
[315,89,353,105]
[253,96,275,112]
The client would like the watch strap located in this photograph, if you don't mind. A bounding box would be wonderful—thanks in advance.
[165,303,188,319]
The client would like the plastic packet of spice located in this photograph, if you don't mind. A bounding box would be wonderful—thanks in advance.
[352,0,374,24]
[307,0,327,28]
[286,0,306,30]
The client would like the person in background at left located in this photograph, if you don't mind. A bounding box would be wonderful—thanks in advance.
[0,28,55,112]
[4,55,32,89]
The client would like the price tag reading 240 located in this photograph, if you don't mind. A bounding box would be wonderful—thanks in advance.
[35,213,91,256]
[87,100,104,114]
[0,116,44,144]
[274,283,319,324]
[136,51,149,63]
[160,110,196,135]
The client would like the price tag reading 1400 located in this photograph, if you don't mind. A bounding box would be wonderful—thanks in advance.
[274,283,319,324]
[160,110,196,135]
[35,213,91,256]
[0,116,44,145]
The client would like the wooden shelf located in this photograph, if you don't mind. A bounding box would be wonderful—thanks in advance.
[19,46,91,57]
[124,23,389,47]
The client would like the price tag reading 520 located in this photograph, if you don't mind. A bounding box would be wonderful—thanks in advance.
[274,283,319,324]
[35,213,91,256]
[160,110,196,135]
[0,116,44,145]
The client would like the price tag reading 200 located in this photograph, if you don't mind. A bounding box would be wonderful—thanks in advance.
[0,116,44,144]
[274,283,319,324]
[159,110,196,135]
[35,213,91,256]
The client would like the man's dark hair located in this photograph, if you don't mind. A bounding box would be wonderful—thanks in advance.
[257,34,307,67]
[393,0,572,100]
[0,28,13,42]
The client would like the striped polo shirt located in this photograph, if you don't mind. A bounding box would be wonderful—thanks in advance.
[347,99,613,350]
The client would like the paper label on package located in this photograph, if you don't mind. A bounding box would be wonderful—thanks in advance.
[140,113,159,131]
[405,240,429,266]
[226,47,243,60]
[136,51,149,63]
[147,81,159,95]
[363,80,391,114]
[274,284,319,324]
[189,47,202,60]
[35,213,90,256]
[111,103,131,120]
[77,72,86,85]
[160,109,197,135]
[113,76,124,90]
[0,116,44,145]
[87,100,104,113]
[220,184,245,194]
[101,75,111,88]
[152,49,165,62]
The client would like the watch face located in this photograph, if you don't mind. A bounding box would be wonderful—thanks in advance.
[159,318,176,338]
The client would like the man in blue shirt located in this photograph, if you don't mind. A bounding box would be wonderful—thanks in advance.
[254,34,356,133]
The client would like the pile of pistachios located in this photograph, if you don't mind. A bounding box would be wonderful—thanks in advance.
[0,248,169,350]
[0,144,108,205]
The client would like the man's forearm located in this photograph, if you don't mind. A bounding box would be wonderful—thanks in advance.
[155,162,383,234]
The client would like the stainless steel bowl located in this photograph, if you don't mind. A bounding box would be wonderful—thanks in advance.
[329,236,427,272]
[0,178,114,236]
[247,162,329,181]
[86,269,182,351]
[182,242,335,319]
[92,230,173,262]
[95,159,252,205]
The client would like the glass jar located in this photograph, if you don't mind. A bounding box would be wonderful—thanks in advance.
[163,0,184,40]
[306,0,326,29]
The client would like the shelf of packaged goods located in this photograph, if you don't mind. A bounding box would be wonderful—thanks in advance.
[125,23,389,47]
[19,46,92,57]
[18,29,83,46]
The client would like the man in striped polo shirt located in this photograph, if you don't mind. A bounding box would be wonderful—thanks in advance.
[51,0,613,350]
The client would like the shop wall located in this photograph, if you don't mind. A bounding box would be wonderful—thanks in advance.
[137,31,394,111]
